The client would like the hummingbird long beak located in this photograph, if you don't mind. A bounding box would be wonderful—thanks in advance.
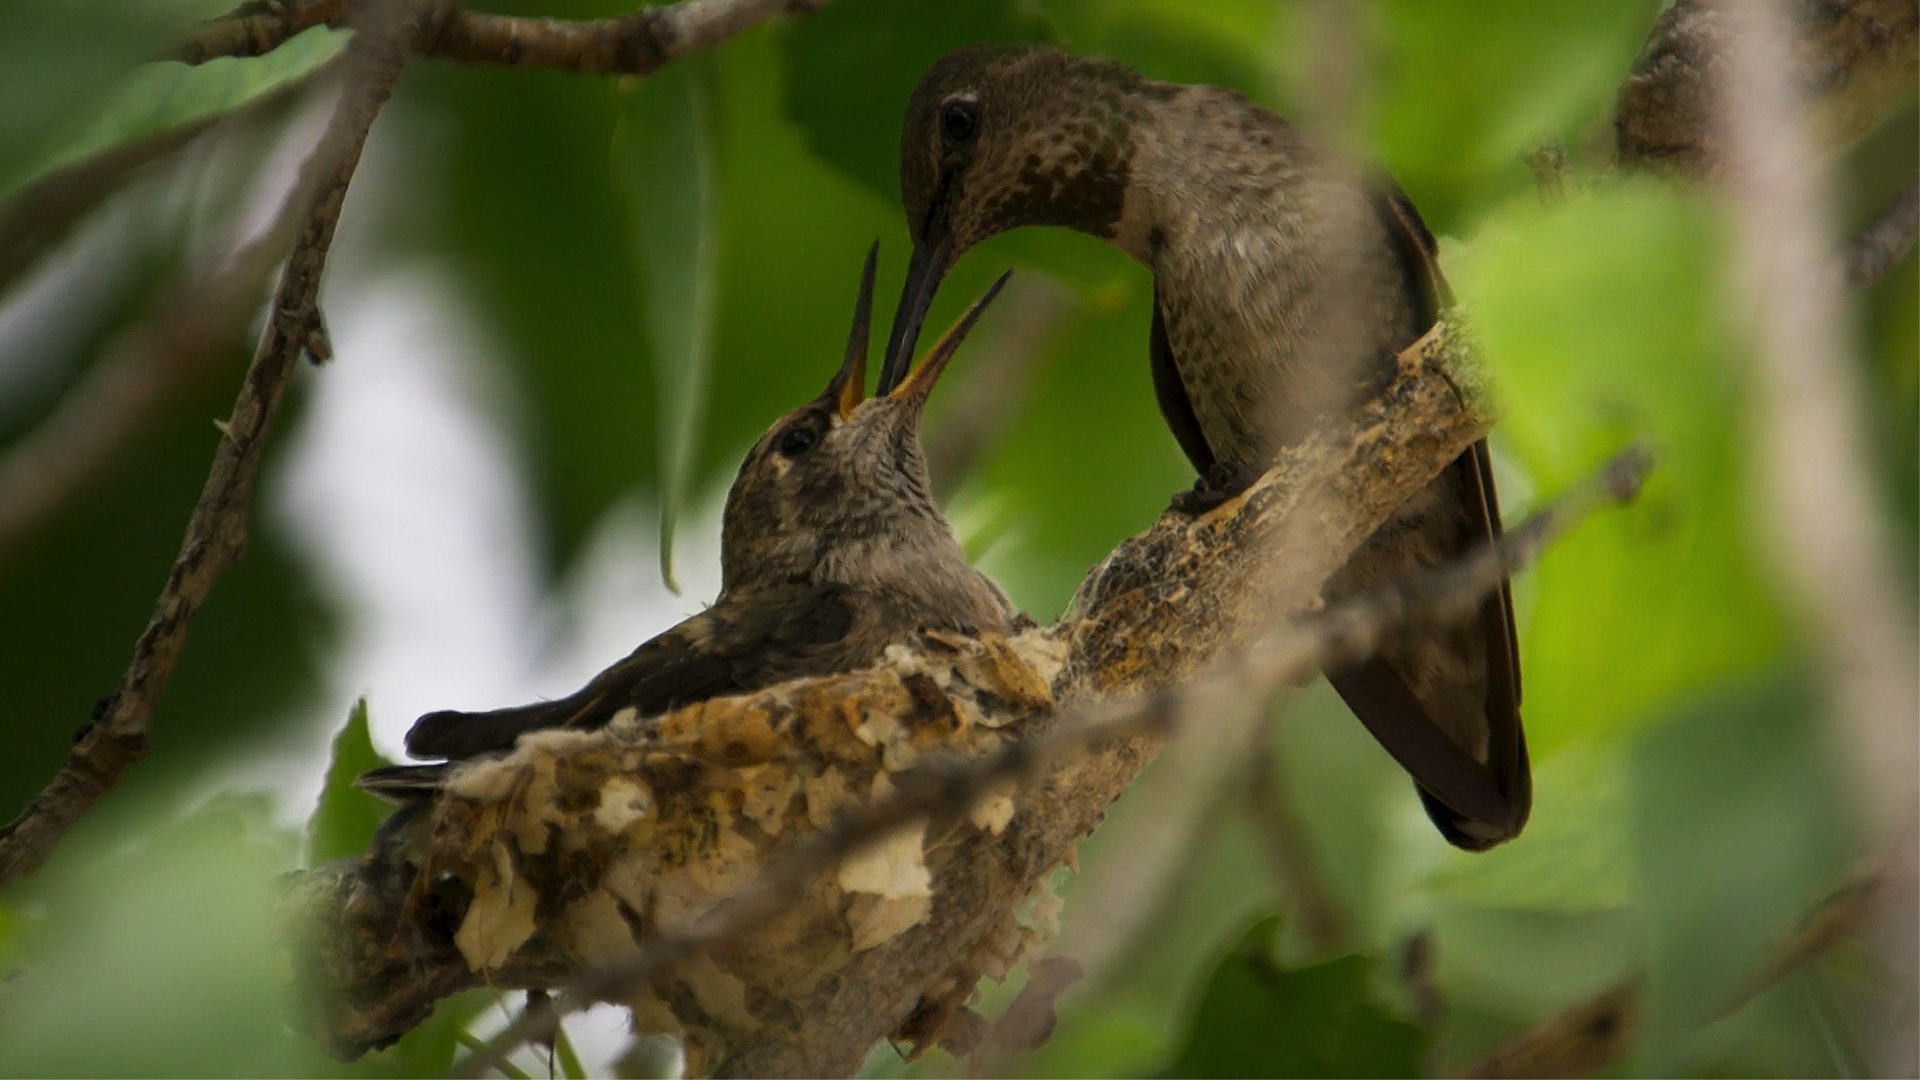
[876,227,955,396]
[888,269,1012,408]
[824,241,881,421]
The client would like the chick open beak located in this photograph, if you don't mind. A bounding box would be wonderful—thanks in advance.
[824,241,880,421]
[887,269,1012,408]
[876,227,955,396]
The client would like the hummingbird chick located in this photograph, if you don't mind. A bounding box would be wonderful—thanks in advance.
[359,245,1018,797]
[880,45,1527,849]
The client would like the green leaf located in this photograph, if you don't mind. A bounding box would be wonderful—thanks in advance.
[780,0,1057,204]
[4,28,349,201]
[553,1018,589,1080]
[407,61,657,573]
[1421,742,1634,913]
[1627,664,1858,1071]
[1362,0,1664,228]
[1035,0,1273,99]
[0,357,327,821]
[0,2,215,196]
[306,698,395,865]
[0,793,336,1076]
[1160,917,1428,1078]
[614,52,723,592]
[1451,180,1789,756]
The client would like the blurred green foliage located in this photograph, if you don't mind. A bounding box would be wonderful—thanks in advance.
[1159,918,1427,1078]
[613,50,722,587]
[0,0,1911,1076]
[307,699,395,864]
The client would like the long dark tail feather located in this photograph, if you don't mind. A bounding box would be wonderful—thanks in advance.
[1464,440,1530,828]
[1327,659,1520,846]
[1333,441,1531,851]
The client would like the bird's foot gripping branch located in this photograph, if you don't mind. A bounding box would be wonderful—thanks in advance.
[288,320,1647,1078]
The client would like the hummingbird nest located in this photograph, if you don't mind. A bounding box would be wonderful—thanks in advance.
[287,322,1494,1076]
[292,628,1075,1072]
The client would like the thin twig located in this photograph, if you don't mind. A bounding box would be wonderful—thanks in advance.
[1460,862,1886,1079]
[449,443,1653,1079]
[1246,739,1347,953]
[1718,2,1919,1072]
[0,3,416,887]
[174,0,830,74]
[1843,175,1919,288]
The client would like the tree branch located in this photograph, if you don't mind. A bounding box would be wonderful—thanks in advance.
[173,0,830,74]
[0,4,415,888]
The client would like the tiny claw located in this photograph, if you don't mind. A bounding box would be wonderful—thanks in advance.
[1169,459,1259,516]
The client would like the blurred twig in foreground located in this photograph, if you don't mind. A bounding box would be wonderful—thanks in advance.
[0,2,414,888]
[1718,0,1919,1072]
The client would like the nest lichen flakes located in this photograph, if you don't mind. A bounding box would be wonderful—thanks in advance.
[394,628,1063,986]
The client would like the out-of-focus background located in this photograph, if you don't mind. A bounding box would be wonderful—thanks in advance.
[0,0,1913,1076]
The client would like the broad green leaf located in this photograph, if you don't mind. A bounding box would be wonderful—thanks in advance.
[1004,1010,1162,1079]
[0,345,327,820]
[780,0,1056,204]
[0,2,215,196]
[553,1019,589,1080]
[1363,0,1664,228]
[5,29,349,201]
[1040,0,1280,64]
[407,60,657,571]
[1422,743,1634,913]
[970,282,1193,618]
[1035,0,1274,100]
[306,698,394,865]
[1159,917,1428,1078]
[1627,664,1857,1071]
[0,793,337,1075]
[614,52,723,592]
[1452,180,1789,755]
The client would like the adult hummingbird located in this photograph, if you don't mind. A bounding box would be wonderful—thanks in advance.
[877,44,1527,849]
[360,245,1018,795]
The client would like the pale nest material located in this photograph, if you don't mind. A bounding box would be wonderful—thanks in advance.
[398,628,1070,1072]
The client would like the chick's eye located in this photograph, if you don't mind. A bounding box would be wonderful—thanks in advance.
[777,424,819,458]
[940,100,979,143]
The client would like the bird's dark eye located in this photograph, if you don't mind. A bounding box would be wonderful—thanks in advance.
[940,100,979,143]
[777,424,819,458]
